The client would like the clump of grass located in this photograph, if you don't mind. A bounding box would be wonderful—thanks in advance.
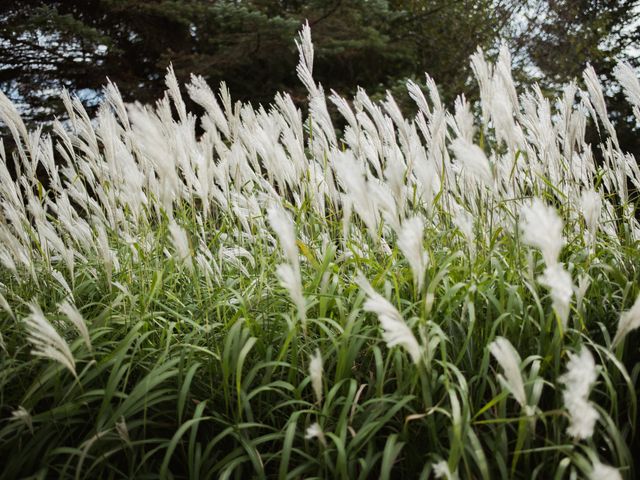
[0,22,639,479]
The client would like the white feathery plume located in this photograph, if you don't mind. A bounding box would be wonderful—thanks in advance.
[451,202,476,257]
[538,263,574,330]
[488,337,528,411]
[369,180,400,233]
[611,292,640,348]
[187,75,231,139]
[433,460,459,480]
[165,65,187,123]
[11,406,33,433]
[95,224,116,283]
[583,65,617,141]
[520,198,564,267]
[341,196,353,246]
[116,416,130,443]
[0,291,14,320]
[309,349,323,404]
[407,79,431,118]
[268,204,306,325]
[332,151,379,240]
[614,62,640,122]
[58,300,91,351]
[411,143,440,211]
[469,47,493,126]
[575,275,591,313]
[450,137,493,187]
[357,275,423,364]
[168,220,193,270]
[267,204,299,268]
[24,302,76,377]
[580,189,601,247]
[559,347,599,440]
[296,20,314,76]
[396,216,429,292]
[305,422,326,446]
[589,460,622,480]
[453,94,475,142]
[295,21,319,98]
[51,269,73,298]
[614,62,640,109]
[276,263,306,324]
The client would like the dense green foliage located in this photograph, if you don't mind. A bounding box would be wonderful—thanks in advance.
[1,24,640,478]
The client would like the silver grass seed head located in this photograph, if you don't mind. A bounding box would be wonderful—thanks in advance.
[309,349,323,404]
[612,292,640,348]
[267,204,299,268]
[357,275,423,365]
[538,263,574,331]
[590,460,622,480]
[58,300,91,351]
[276,263,306,324]
[397,216,429,292]
[488,336,527,409]
[614,62,640,109]
[559,347,599,440]
[11,406,33,433]
[305,422,326,446]
[433,460,459,480]
[168,220,193,271]
[580,189,601,245]
[520,198,565,267]
[24,302,76,377]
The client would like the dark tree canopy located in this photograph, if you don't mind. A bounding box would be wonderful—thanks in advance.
[0,1,524,117]
[1,0,639,157]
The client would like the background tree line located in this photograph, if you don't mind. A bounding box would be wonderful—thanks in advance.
[0,0,639,156]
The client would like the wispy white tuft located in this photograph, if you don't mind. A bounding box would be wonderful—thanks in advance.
[451,202,475,257]
[450,137,493,187]
[520,199,564,267]
[296,20,314,76]
[51,270,72,298]
[309,349,323,404]
[575,275,591,313]
[268,204,299,268]
[0,291,13,320]
[58,300,91,351]
[613,62,640,121]
[276,263,306,324]
[358,275,422,364]
[396,216,429,292]
[24,302,76,377]
[611,292,640,348]
[116,416,130,443]
[168,220,193,270]
[488,337,527,410]
[538,264,574,330]
[305,422,326,446]
[11,406,33,433]
[589,460,622,480]
[433,460,459,480]
[580,189,601,247]
[559,347,599,440]
[583,64,617,140]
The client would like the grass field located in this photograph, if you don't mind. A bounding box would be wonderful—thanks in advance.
[0,24,639,479]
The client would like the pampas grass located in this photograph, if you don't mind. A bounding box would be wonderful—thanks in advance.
[0,21,638,479]
[24,301,76,377]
